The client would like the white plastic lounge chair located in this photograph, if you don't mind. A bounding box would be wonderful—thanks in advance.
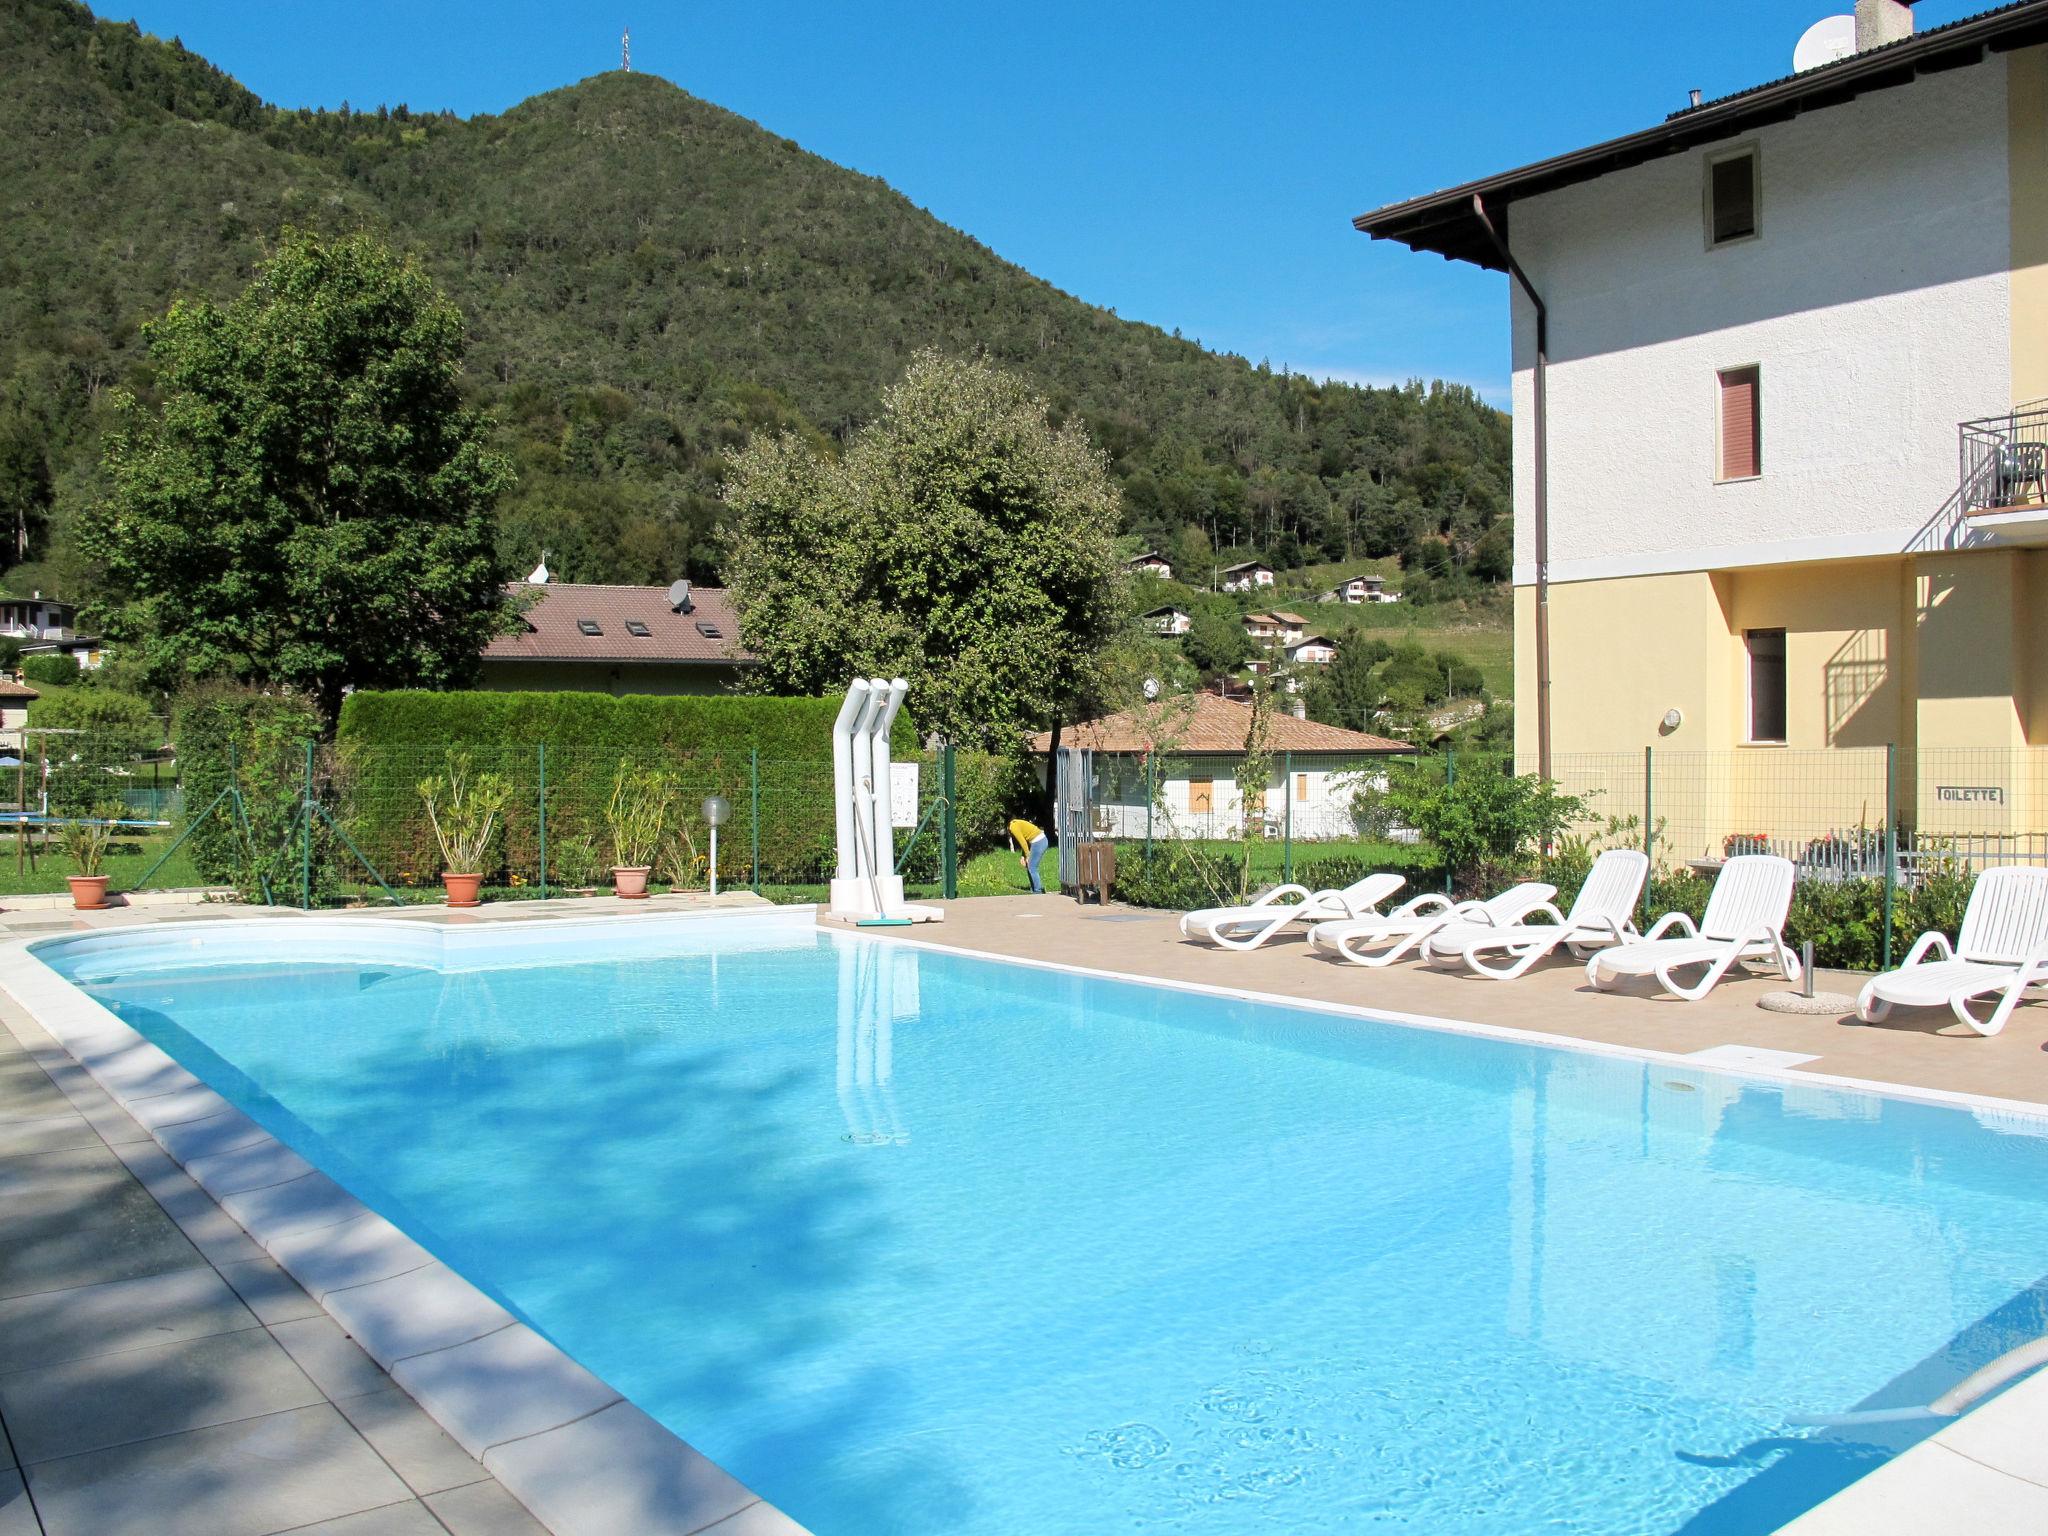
[1585,854,1798,1000]
[1857,866,2048,1036]
[1427,848,1650,980]
[1179,871,1406,951]
[1311,881,1559,968]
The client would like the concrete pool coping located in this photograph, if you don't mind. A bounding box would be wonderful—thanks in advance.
[0,905,814,1536]
[7,895,2048,1534]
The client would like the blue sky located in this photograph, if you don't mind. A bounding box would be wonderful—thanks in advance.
[113,0,1979,404]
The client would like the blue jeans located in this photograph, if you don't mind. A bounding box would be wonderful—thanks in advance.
[1025,834,1048,893]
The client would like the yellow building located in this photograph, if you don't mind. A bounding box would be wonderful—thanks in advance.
[1357,0,2048,861]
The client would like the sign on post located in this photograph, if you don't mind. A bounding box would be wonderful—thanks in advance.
[889,761,920,828]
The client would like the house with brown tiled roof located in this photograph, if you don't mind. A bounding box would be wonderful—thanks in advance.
[0,676,38,751]
[480,581,758,696]
[1029,693,1405,841]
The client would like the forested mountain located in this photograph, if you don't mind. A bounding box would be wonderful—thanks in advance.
[0,0,1511,600]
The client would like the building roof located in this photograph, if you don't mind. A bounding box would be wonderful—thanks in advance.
[1030,692,1406,754]
[1127,551,1171,564]
[1139,604,1190,617]
[1288,634,1339,650]
[1272,610,1308,625]
[0,679,39,702]
[482,582,758,667]
[1220,560,1273,573]
[1354,0,2048,270]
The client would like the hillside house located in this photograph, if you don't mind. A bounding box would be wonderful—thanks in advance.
[0,593,104,671]
[1142,606,1193,637]
[1287,634,1340,666]
[0,677,38,752]
[481,581,757,695]
[1243,611,1309,646]
[1220,561,1276,593]
[1320,574,1400,605]
[1127,552,1175,580]
[1031,693,1406,842]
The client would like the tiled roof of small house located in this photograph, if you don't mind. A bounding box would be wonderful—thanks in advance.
[482,583,758,667]
[1029,692,1405,754]
[0,679,39,702]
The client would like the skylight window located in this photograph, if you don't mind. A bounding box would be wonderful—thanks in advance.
[695,621,723,639]
[577,619,602,636]
[625,619,651,637]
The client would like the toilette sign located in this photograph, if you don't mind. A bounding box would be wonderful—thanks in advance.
[1936,785,2005,805]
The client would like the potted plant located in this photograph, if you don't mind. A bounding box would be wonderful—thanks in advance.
[417,750,511,909]
[605,766,674,899]
[59,803,122,911]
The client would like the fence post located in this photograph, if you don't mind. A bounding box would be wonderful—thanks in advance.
[1444,747,1456,895]
[537,744,548,901]
[750,749,761,895]
[301,739,314,910]
[1144,755,1155,857]
[941,744,957,901]
[1643,744,1655,921]
[1282,751,1294,884]
[1883,742,1898,973]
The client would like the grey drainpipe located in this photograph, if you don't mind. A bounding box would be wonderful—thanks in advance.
[1469,194,1552,780]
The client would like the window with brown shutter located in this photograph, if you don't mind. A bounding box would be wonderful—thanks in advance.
[1707,147,1758,246]
[1718,366,1761,481]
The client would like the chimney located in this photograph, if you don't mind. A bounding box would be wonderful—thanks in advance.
[1855,0,1914,51]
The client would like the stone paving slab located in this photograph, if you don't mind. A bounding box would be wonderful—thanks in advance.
[0,995,540,1536]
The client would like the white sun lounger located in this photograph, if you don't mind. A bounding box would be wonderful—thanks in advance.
[1310,881,1559,968]
[1586,854,1798,1001]
[1179,871,1407,951]
[1857,866,2048,1036]
[1427,848,1650,980]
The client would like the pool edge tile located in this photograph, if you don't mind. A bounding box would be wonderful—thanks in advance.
[480,1400,765,1536]
[391,1323,622,1459]
[321,1263,516,1371]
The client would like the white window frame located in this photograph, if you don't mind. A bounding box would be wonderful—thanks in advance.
[1704,142,1762,251]
[1714,362,1763,484]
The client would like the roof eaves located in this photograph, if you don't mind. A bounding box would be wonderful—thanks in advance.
[1352,0,2048,269]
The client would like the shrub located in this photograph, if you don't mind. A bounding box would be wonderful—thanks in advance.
[336,690,916,886]
[21,653,80,687]
[1110,848,1231,911]
[1383,759,1588,895]
[172,684,339,903]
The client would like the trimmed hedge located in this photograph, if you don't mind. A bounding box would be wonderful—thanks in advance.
[21,653,80,686]
[334,690,919,887]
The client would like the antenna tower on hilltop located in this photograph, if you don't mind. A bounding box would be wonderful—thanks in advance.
[622,27,632,72]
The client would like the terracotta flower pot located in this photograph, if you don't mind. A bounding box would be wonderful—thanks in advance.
[68,875,109,911]
[441,872,484,909]
[613,866,651,900]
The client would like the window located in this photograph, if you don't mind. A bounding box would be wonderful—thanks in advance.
[1707,146,1758,246]
[624,619,651,637]
[694,621,723,639]
[576,618,602,636]
[1295,773,1310,803]
[1747,629,1787,743]
[1718,366,1761,481]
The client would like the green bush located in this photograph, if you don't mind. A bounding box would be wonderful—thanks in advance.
[21,653,81,687]
[172,684,338,903]
[335,690,918,887]
[950,748,1037,859]
[1111,849,1229,911]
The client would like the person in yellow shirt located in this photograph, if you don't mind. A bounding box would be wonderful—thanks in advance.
[1008,817,1048,894]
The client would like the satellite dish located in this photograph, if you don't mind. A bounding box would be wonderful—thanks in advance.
[1793,14,1856,72]
[527,551,550,584]
[1142,676,1161,701]
[667,579,693,614]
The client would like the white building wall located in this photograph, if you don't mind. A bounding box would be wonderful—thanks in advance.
[1509,61,2013,584]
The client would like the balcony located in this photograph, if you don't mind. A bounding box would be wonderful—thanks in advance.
[1960,402,2048,544]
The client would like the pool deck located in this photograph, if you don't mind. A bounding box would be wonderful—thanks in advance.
[881,894,2048,1108]
[5,888,2048,1536]
[0,985,551,1536]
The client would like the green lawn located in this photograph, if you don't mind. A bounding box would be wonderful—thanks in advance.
[0,831,202,896]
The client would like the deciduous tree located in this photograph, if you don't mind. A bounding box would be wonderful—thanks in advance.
[84,230,515,724]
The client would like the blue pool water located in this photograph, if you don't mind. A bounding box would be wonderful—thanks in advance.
[40,914,2048,1535]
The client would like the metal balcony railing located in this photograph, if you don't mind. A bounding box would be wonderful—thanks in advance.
[1960,402,2048,517]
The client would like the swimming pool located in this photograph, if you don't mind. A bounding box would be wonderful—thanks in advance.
[30,911,2048,1535]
